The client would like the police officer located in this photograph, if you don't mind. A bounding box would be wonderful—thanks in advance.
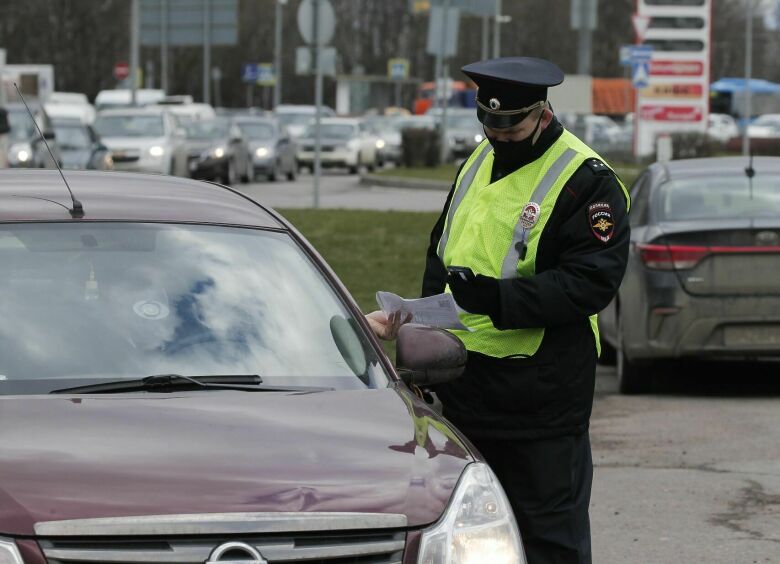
[371,57,631,563]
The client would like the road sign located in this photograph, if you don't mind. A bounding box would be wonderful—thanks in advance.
[630,45,653,63]
[631,62,650,89]
[650,60,704,76]
[295,47,337,76]
[426,5,460,57]
[619,45,633,66]
[257,64,275,86]
[640,105,703,122]
[388,58,410,81]
[140,0,238,47]
[297,0,336,46]
[241,64,258,83]
[114,61,130,81]
[641,83,703,99]
[631,13,651,42]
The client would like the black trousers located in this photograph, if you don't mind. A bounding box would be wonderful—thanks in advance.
[473,433,593,564]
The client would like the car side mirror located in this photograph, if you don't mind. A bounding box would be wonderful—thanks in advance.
[43,130,56,141]
[396,324,466,387]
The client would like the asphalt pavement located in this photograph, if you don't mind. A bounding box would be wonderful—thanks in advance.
[238,170,780,563]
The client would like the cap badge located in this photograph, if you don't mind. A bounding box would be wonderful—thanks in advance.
[489,97,501,111]
[520,202,541,230]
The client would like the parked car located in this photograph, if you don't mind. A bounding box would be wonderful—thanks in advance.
[559,113,623,153]
[0,106,9,169]
[275,104,336,138]
[297,118,378,174]
[93,107,188,176]
[599,157,780,393]
[366,116,404,167]
[746,114,780,139]
[182,117,251,184]
[426,107,484,161]
[94,89,166,112]
[45,91,96,124]
[51,118,112,170]
[0,168,525,564]
[153,99,216,122]
[706,113,739,144]
[4,103,61,168]
[234,116,297,181]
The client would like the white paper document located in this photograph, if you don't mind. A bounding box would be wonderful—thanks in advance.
[375,291,472,331]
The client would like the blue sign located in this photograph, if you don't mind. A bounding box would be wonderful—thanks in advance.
[630,44,653,64]
[241,63,258,83]
[631,61,650,89]
[619,45,633,67]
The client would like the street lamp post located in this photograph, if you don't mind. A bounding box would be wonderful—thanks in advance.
[273,0,287,109]
[742,0,754,157]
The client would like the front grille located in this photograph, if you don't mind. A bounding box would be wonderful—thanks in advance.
[35,512,407,564]
[40,531,405,563]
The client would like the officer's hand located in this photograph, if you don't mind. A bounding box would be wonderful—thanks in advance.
[447,273,500,318]
[365,310,412,341]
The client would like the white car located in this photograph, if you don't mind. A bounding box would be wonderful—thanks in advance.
[93,107,188,176]
[94,89,166,112]
[275,104,336,138]
[706,113,739,143]
[45,92,96,124]
[747,114,780,139]
[296,118,377,174]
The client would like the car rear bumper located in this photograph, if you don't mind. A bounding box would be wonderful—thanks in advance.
[627,295,780,361]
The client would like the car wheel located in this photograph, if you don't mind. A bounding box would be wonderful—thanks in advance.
[222,160,236,185]
[286,161,298,181]
[367,160,376,173]
[616,315,651,394]
[240,156,251,184]
[348,165,359,175]
[267,162,278,182]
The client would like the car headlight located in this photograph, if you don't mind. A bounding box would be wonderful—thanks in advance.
[0,538,24,564]
[10,143,32,164]
[474,134,484,143]
[211,146,226,159]
[376,139,386,149]
[255,147,269,158]
[148,145,165,157]
[418,463,525,564]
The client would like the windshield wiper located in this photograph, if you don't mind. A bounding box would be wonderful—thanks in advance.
[49,374,332,395]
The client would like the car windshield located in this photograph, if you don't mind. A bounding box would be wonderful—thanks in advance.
[184,119,230,140]
[303,123,356,139]
[0,223,390,395]
[655,174,780,221]
[7,110,37,142]
[94,115,165,138]
[237,122,275,140]
[53,124,91,150]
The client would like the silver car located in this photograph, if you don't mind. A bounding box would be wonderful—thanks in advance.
[599,157,780,393]
[234,117,297,181]
[93,108,188,176]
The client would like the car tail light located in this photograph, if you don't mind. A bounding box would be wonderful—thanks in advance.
[639,244,780,270]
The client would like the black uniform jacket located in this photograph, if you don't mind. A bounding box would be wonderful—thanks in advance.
[422,118,630,440]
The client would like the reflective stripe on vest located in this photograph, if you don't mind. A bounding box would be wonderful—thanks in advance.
[437,141,493,262]
[437,130,628,359]
[500,148,577,279]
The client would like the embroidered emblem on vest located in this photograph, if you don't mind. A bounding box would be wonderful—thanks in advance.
[588,202,614,243]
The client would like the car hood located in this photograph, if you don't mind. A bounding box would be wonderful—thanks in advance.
[0,388,472,535]
[101,136,168,151]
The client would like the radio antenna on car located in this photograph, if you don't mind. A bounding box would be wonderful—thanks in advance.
[13,83,84,218]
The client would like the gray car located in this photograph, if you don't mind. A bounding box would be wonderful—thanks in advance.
[233,117,297,181]
[599,157,780,393]
[52,118,112,170]
[5,103,61,168]
[182,117,251,185]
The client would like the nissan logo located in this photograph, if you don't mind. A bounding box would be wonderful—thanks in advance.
[205,542,268,564]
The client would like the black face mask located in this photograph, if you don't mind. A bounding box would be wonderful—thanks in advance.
[486,110,545,167]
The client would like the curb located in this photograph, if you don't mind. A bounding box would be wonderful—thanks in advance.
[360,173,450,191]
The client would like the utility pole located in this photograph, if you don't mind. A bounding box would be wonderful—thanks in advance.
[160,0,168,93]
[439,0,451,164]
[481,14,489,60]
[203,0,211,104]
[273,0,286,109]
[493,0,502,58]
[313,0,323,208]
[577,0,593,75]
[130,0,139,106]
[743,0,754,156]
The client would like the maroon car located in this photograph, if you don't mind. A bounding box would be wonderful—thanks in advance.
[0,169,524,564]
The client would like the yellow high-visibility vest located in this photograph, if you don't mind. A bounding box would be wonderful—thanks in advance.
[438,130,630,358]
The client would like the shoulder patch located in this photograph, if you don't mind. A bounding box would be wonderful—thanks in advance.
[588,202,615,243]
[584,158,612,176]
